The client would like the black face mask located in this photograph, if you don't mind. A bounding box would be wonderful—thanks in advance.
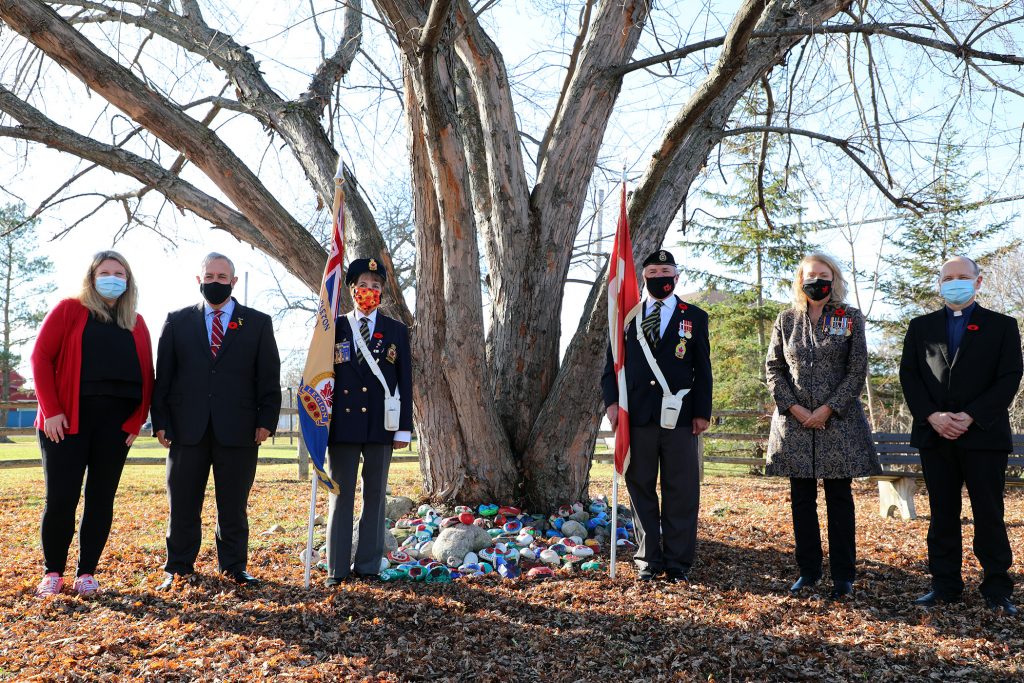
[200,281,233,306]
[801,278,832,302]
[645,275,676,300]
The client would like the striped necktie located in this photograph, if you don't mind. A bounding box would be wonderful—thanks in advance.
[210,310,224,357]
[641,300,662,345]
[356,317,372,364]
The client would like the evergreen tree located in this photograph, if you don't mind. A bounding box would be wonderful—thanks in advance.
[881,142,1015,321]
[0,204,54,440]
[679,92,819,378]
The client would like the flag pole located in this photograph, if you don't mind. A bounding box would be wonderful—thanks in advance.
[303,473,318,589]
[609,162,628,581]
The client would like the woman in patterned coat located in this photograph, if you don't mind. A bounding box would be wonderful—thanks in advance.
[765,253,880,600]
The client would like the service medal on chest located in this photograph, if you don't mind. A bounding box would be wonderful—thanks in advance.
[675,339,687,359]
[679,319,693,339]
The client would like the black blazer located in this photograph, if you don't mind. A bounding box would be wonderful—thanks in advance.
[602,296,713,427]
[328,313,413,445]
[151,299,281,447]
[899,304,1022,451]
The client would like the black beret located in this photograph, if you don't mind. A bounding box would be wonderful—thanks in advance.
[642,250,676,267]
[345,258,387,286]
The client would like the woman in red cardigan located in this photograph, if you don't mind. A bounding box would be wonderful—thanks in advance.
[30,250,154,597]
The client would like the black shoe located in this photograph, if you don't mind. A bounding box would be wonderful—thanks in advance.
[224,569,260,587]
[325,576,347,587]
[912,590,962,607]
[637,568,658,581]
[829,580,854,600]
[352,571,379,583]
[156,572,193,592]
[983,595,1018,616]
[789,576,820,595]
[665,570,689,584]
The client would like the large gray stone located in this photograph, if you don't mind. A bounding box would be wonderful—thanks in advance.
[569,511,590,524]
[560,520,587,540]
[352,522,399,563]
[430,524,493,563]
[385,495,415,521]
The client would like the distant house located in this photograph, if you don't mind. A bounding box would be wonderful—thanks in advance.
[3,370,37,428]
[679,286,734,307]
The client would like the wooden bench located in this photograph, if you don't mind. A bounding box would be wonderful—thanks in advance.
[872,433,1024,521]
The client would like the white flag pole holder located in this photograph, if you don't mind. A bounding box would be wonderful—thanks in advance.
[610,458,619,579]
[303,473,319,589]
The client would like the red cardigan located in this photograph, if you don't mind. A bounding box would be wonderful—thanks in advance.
[31,298,155,435]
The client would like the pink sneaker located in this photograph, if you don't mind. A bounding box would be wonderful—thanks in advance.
[36,572,64,597]
[73,574,100,596]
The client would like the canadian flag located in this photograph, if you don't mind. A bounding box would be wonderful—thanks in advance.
[606,179,641,475]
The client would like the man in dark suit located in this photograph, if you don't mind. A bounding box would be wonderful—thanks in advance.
[900,256,1022,614]
[602,249,713,582]
[324,258,412,585]
[151,252,281,589]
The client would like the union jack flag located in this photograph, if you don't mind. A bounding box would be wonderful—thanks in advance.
[607,178,641,475]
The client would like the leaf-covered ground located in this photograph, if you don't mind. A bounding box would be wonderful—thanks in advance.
[1,463,1021,682]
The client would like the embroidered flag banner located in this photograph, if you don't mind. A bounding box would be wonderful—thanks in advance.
[297,162,346,494]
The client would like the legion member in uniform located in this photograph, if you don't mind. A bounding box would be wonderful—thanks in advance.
[324,258,413,585]
[602,249,713,582]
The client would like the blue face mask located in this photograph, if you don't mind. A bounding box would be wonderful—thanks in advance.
[940,279,976,306]
[95,275,127,299]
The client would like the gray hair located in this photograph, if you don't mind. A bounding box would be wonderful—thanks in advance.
[201,252,236,277]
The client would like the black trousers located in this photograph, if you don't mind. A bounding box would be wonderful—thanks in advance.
[920,441,1013,598]
[625,422,700,574]
[325,442,393,578]
[39,396,135,576]
[790,477,856,582]
[164,422,258,574]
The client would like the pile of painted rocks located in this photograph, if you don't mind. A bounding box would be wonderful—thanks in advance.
[317,497,635,584]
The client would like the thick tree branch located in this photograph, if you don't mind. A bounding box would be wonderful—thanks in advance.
[0,86,274,253]
[0,0,326,289]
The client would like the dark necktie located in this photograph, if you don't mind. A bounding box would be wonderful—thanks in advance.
[210,311,224,357]
[357,317,371,364]
[641,300,662,345]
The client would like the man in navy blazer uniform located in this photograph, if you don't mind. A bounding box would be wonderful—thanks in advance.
[151,252,280,589]
[900,256,1022,614]
[324,257,412,585]
[602,249,713,582]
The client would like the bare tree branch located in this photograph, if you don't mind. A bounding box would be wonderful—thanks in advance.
[719,125,927,214]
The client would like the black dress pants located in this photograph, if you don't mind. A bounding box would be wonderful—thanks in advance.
[39,396,135,576]
[325,442,393,578]
[164,422,259,574]
[920,441,1013,599]
[790,477,856,582]
[625,421,700,574]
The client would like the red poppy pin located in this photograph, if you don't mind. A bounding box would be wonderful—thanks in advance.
[227,321,239,330]
[967,324,979,331]
[373,332,384,339]
[678,303,688,311]
[834,308,846,317]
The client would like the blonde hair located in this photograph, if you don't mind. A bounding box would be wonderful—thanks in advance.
[78,250,138,330]
[791,252,848,311]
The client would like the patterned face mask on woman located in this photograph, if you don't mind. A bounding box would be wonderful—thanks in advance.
[353,286,382,313]
[801,278,832,302]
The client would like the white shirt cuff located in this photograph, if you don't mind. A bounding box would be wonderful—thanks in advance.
[394,430,411,443]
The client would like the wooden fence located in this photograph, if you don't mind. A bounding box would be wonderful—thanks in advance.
[2,401,771,481]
